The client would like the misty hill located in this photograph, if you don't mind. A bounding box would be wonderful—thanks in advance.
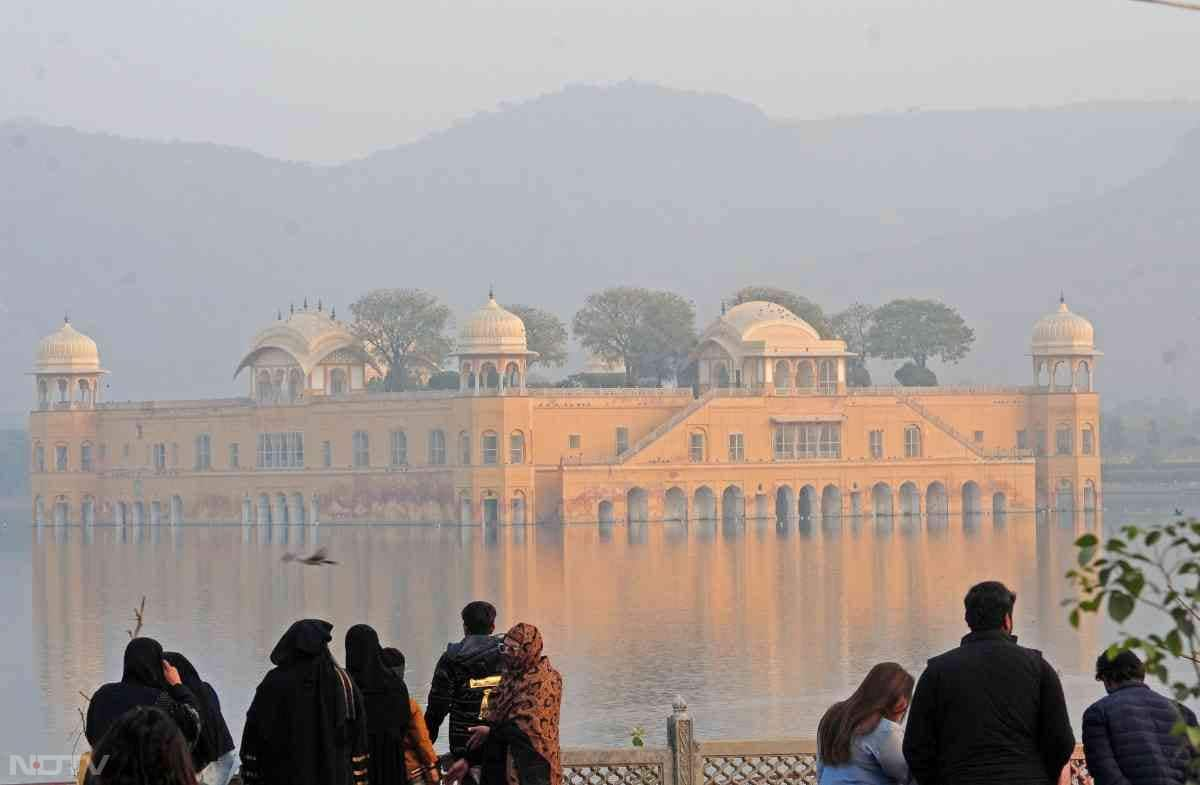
[2,82,1198,415]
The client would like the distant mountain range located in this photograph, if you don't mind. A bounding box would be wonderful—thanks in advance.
[2,82,1198,416]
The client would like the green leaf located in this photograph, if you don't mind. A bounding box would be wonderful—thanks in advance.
[1166,629,1184,657]
[1078,547,1095,567]
[1146,531,1163,546]
[1109,592,1136,623]
[1069,609,1080,629]
[1075,534,1099,548]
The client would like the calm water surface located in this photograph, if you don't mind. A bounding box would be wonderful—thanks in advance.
[1,491,1195,783]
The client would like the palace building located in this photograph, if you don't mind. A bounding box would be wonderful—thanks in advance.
[26,295,1101,526]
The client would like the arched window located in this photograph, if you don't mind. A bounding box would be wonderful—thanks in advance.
[459,431,471,465]
[80,442,93,472]
[505,362,521,389]
[390,430,408,465]
[57,378,69,403]
[461,362,474,390]
[1037,361,1050,388]
[37,379,49,408]
[1053,361,1071,390]
[329,368,348,395]
[510,431,525,464]
[288,369,304,402]
[482,364,499,390]
[796,362,815,390]
[716,364,731,388]
[904,426,922,458]
[352,431,370,467]
[1081,424,1095,456]
[33,443,45,473]
[257,370,273,402]
[774,360,790,390]
[55,443,69,472]
[78,379,92,405]
[1075,361,1092,392]
[818,360,836,393]
[689,431,706,463]
[482,431,499,465]
[194,434,211,470]
[429,430,446,465]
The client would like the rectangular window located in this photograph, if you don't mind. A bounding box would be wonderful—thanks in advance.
[819,424,841,458]
[797,425,816,458]
[34,444,45,472]
[773,424,841,460]
[1056,426,1073,456]
[973,430,984,443]
[322,440,333,468]
[510,433,525,464]
[80,443,93,472]
[229,443,239,469]
[904,427,922,458]
[728,433,745,462]
[482,433,499,465]
[689,432,705,462]
[460,433,472,465]
[774,426,795,460]
[353,431,370,467]
[194,434,211,470]
[390,431,408,466]
[153,443,166,472]
[869,430,884,459]
[1035,429,1047,457]
[429,431,446,465]
[568,434,581,450]
[1082,428,1095,456]
[615,427,629,456]
[1016,430,1028,451]
[257,433,305,468]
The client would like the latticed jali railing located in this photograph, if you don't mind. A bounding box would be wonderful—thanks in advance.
[563,699,1092,785]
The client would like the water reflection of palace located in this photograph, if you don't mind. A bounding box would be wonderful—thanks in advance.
[28,296,1101,527]
[30,512,1102,752]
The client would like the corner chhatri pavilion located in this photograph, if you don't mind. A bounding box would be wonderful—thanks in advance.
[27,295,1101,526]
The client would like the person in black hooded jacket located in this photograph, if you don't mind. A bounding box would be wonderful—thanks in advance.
[163,652,236,785]
[240,619,369,785]
[425,602,503,761]
[346,624,412,785]
[86,637,201,750]
[903,581,1076,785]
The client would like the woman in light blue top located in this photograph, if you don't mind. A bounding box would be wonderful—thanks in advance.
[816,662,914,785]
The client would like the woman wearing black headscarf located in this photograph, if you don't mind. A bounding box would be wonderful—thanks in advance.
[240,619,369,785]
[345,624,413,785]
[85,637,202,750]
[163,652,236,785]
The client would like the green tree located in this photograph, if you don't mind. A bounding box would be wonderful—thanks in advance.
[867,299,975,370]
[831,303,876,387]
[729,286,829,337]
[894,361,938,387]
[426,371,461,390]
[1068,519,1200,762]
[350,289,454,391]
[572,287,697,386]
[508,304,568,368]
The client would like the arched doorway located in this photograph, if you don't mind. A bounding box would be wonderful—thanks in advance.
[1083,481,1097,511]
[1075,361,1092,392]
[925,482,949,516]
[821,485,841,521]
[775,485,795,525]
[799,485,818,520]
[899,482,921,517]
[626,487,649,524]
[170,495,183,525]
[665,487,687,522]
[1053,361,1071,390]
[505,363,521,389]
[694,487,716,522]
[721,486,744,525]
[598,500,615,525]
[292,492,307,525]
[796,362,815,389]
[774,360,791,390]
[962,481,982,515]
[482,363,500,391]
[872,483,893,517]
[992,492,1008,516]
[511,491,527,525]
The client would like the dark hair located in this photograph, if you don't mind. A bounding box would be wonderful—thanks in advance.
[817,663,915,765]
[381,646,406,672]
[89,705,196,785]
[462,601,497,635]
[964,581,1016,632]
[1096,649,1145,683]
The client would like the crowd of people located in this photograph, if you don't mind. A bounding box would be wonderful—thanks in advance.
[78,587,1196,785]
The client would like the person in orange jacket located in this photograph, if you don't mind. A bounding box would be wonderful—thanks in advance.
[382,648,442,785]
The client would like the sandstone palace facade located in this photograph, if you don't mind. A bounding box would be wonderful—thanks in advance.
[27,296,1101,526]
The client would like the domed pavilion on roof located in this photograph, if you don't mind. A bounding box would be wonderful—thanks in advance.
[26,291,1103,527]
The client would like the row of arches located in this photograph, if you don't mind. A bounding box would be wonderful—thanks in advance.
[1035,358,1093,392]
[460,361,524,393]
[246,492,316,525]
[457,490,528,525]
[772,359,838,391]
[35,495,184,526]
[601,480,1016,524]
[36,376,98,409]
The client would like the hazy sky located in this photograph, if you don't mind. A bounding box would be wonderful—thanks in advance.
[3,0,1198,162]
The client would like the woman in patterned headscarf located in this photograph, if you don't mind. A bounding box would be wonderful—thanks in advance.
[450,623,562,785]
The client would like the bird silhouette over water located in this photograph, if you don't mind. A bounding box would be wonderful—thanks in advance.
[281,546,337,566]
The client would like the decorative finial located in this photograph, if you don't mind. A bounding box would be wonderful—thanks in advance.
[1060,290,1065,305]
[64,313,70,324]
[318,298,323,312]
[303,297,308,310]
[290,303,294,316]
[277,309,282,321]
[331,306,336,320]
[489,284,495,301]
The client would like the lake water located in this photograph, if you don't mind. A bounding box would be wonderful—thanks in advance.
[1,490,1196,783]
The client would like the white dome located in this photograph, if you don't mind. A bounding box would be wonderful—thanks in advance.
[35,320,102,373]
[721,300,821,342]
[457,294,533,355]
[235,306,367,377]
[1032,300,1095,354]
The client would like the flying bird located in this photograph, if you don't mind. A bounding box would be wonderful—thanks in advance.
[281,546,337,566]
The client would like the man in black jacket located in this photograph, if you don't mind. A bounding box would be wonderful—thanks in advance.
[903,581,1076,785]
[426,601,503,761]
[1082,649,1197,785]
